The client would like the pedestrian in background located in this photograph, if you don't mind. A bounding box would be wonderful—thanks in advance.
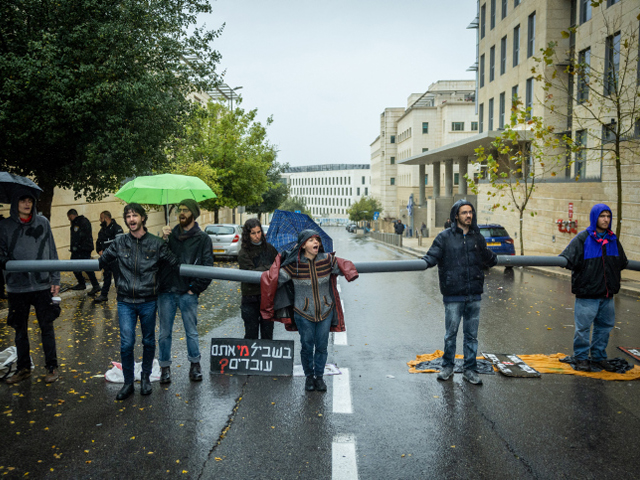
[93,211,123,303]
[238,218,278,340]
[99,203,179,400]
[0,192,61,384]
[67,208,100,295]
[394,219,405,236]
[260,230,358,393]
[158,199,213,384]
[422,200,497,385]
[560,204,628,372]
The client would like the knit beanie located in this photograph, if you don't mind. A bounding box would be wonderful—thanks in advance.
[179,199,200,219]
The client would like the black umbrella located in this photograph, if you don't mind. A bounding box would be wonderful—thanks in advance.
[0,172,43,204]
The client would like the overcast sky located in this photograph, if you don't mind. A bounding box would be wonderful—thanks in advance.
[200,0,478,167]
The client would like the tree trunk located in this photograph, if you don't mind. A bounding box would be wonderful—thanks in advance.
[615,145,622,238]
[519,209,525,255]
[37,181,55,220]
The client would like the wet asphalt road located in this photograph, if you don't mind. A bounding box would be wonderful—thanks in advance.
[1,227,639,479]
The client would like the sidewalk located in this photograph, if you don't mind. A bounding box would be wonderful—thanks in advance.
[373,232,640,298]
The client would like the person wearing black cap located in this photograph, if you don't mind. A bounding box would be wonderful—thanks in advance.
[158,199,213,384]
[0,193,61,384]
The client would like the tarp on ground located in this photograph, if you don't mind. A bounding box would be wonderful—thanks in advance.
[408,351,640,381]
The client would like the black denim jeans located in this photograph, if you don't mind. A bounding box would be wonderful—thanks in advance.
[241,295,274,340]
[8,289,58,371]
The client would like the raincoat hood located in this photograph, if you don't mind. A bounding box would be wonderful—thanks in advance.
[449,199,478,233]
[588,203,612,233]
[9,189,38,224]
[281,229,325,267]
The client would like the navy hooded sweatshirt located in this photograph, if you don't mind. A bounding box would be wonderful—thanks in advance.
[560,203,627,299]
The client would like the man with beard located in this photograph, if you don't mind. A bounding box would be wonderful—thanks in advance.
[99,203,179,400]
[93,211,123,303]
[67,209,101,295]
[158,199,213,383]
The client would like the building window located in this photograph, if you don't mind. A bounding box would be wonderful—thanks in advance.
[471,121,479,131]
[501,0,507,19]
[422,148,429,152]
[490,46,495,82]
[357,187,360,195]
[512,84,519,110]
[480,54,485,88]
[580,0,591,24]
[525,77,534,118]
[577,48,590,103]
[575,129,587,178]
[602,122,616,143]
[488,98,494,130]
[365,187,368,196]
[479,103,484,133]
[513,25,520,66]
[362,176,365,184]
[514,0,520,6]
[481,3,486,39]
[454,173,460,185]
[500,36,507,75]
[424,174,429,185]
[527,12,536,58]
[390,156,395,164]
[452,122,465,131]
[499,92,506,129]
[422,122,429,134]
[606,0,619,5]
[490,0,496,29]
[390,135,395,143]
[605,32,621,96]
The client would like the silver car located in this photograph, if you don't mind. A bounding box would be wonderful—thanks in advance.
[204,224,242,259]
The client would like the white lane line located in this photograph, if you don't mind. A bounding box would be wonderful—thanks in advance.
[333,368,352,414]
[332,434,358,480]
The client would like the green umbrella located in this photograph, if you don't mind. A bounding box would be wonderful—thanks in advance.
[115,174,216,225]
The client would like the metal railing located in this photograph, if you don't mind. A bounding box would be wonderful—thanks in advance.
[371,232,403,247]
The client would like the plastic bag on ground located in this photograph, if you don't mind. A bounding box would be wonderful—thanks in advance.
[104,359,161,383]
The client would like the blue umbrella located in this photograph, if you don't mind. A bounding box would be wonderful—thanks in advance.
[266,210,333,254]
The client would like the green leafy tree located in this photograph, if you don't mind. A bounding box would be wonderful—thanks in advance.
[0,0,222,217]
[168,100,278,222]
[470,100,571,255]
[347,196,382,222]
[245,161,290,223]
[278,196,312,217]
[534,8,640,237]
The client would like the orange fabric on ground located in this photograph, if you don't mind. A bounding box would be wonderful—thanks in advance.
[407,351,640,381]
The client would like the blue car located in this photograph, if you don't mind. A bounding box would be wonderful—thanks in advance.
[477,224,516,256]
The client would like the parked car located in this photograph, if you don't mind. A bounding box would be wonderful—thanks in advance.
[204,224,242,259]
[346,223,357,233]
[477,224,516,256]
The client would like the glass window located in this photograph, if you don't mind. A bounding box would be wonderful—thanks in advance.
[605,32,621,96]
[490,0,496,29]
[365,187,368,196]
[479,227,510,237]
[480,54,485,88]
[454,173,460,185]
[390,135,395,143]
[488,98,494,130]
[471,121,479,131]
[513,25,520,66]
[512,85,519,110]
[514,0,520,6]
[205,226,235,235]
[577,48,590,103]
[490,46,495,82]
[390,157,395,164]
[575,129,587,178]
[481,3,486,39]
[499,92,506,129]
[500,36,507,75]
[501,0,507,19]
[362,176,365,184]
[525,77,533,118]
[580,0,591,24]
[527,12,536,58]
[452,122,465,131]
[479,103,484,133]
[422,122,429,134]
[422,148,429,152]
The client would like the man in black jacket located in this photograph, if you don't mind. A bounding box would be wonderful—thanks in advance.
[157,199,213,383]
[560,203,627,372]
[99,203,179,400]
[93,211,123,303]
[423,200,497,385]
[67,209,100,295]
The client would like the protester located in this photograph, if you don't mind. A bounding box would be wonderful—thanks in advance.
[67,208,100,295]
[99,203,179,400]
[94,211,123,303]
[559,204,628,372]
[0,193,61,384]
[394,219,405,236]
[238,218,278,340]
[444,218,452,229]
[158,199,213,384]
[260,230,358,392]
[422,200,497,385]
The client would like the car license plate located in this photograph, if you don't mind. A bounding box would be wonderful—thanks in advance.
[488,242,500,246]
[213,249,225,253]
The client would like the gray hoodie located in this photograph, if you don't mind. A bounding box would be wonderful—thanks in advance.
[0,192,60,293]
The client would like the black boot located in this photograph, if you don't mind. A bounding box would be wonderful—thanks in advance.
[140,374,152,395]
[116,383,134,401]
[305,375,316,392]
[314,375,327,392]
[189,362,203,382]
[160,366,171,384]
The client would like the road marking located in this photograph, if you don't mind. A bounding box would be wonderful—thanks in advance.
[333,368,352,414]
[332,434,358,480]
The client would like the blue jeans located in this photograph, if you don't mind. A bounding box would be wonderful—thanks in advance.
[294,311,333,377]
[157,292,201,367]
[573,298,615,361]
[117,301,157,384]
[442,300,481,371]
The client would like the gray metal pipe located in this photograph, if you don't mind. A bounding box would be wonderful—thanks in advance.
[5,259,100,272]
[352,260,428,274]
[180,265,262,283]
[496,255,568,268]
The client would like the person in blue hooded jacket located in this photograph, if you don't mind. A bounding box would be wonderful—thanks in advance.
[560,204,628,372]
[422,200,497,385]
